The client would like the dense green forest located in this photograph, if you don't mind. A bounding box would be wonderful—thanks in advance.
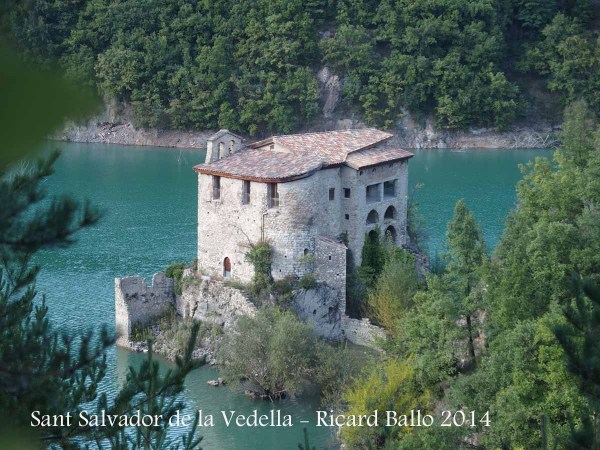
[2,0,599,136]
[341,100,600,449]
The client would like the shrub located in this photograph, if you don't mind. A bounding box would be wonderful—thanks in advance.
[298,274,318,290]
[165,261,186,295]
[218,307,315,398]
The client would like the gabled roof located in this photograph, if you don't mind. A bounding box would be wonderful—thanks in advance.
[193,148,323,183]
[193,128,412,182]
[249,129,393,165]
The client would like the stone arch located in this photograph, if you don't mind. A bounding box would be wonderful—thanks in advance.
[385,225,397,243]
[366,209,379,225]
[368,229,378,239]
[223,257,231,277]
[384,205,397,220]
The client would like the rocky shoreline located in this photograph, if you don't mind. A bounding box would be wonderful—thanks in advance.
[125,318,220,365]
[55,107,558,150]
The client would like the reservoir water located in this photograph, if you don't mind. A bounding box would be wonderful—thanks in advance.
[35,142,549,449]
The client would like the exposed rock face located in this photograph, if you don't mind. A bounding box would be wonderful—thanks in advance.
[341,316,386,350]
[292,285,343,340]
[176,279,257,330]
[317,67,342,119]
[394,113,558,149]
[56,103,214,149]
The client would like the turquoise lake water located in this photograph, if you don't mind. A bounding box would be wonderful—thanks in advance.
[34,142,550,449]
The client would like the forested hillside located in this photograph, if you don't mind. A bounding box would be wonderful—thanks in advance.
[343,101,600,449]
[2,0,598,136]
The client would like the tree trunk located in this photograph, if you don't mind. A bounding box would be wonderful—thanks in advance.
[466,314,477,368]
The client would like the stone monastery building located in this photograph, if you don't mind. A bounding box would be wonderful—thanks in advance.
[193,128,413,290]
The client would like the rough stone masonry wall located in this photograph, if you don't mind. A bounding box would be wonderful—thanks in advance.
[197,173,267,282]
[341,160,409,266]
[197,167,347,282]
[176,279,257,330]
[115,273,174,346]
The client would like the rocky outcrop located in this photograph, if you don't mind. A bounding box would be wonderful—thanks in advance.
[176,278,257,329]
[292,285,344,340]
[317,67,342,119]
[56,102,214,149]
[57,99,557,150]
[341,316,386,350]
[393,113,558,149]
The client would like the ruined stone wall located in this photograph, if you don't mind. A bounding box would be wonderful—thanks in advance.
[341,316,386,349]
[114,273,174,346]
[176,279,256,330]
[314,236,346,313]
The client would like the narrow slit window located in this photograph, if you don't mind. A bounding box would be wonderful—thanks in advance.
[212,176,221,200]
[329,188,335,201]
[268,183,279,208]
[242,180,251,205]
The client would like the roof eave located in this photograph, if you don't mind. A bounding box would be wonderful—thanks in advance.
[344,153,414,170]
[193,165,318,183]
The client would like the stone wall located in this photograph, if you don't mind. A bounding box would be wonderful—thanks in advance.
[176,279,256,330]
[197,158,409,282]
[114,273,174,346]
[341,315,386,349]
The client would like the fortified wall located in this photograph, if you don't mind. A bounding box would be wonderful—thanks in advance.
[115,273,174,346]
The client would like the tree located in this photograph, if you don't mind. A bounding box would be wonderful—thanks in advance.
[554,279,600,449]
[368,250,419,332]
[444,200,488,366]
[0,152,204,449]
[340,358,432,450]
[218,307,315,399]
[359,228,385,289]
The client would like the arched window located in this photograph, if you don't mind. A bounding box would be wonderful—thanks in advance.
[385,226,397,243]
[384,206,397,220]
[366,209,379,225]
[304,248,309,256]
[223,257,231,277]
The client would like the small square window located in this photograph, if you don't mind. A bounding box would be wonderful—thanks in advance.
[344,188,351,198]
[329,188,335,201]
[345,214,349,220]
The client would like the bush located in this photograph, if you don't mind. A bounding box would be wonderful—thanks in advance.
[218,307,315,398]
[165,261,186,295]
[368,250,420,332]
[298,274,318,290]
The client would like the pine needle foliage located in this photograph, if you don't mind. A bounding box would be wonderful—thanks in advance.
[0,152,204,449]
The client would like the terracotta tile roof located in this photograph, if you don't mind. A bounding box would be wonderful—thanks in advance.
[250,128,393,164]
[194,148,323,182]
[194,128,409,182]
[345,147,414,169]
